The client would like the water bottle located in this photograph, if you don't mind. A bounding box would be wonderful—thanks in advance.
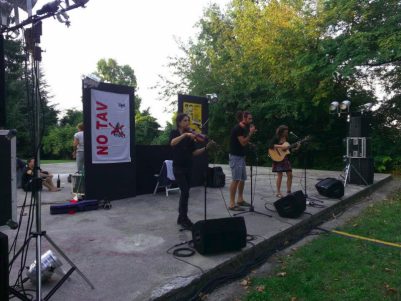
[57,174,60,188]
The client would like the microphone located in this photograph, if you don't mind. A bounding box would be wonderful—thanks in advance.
[289,131,299,139]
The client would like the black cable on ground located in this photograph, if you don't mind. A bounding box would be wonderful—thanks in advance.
[166,240,204,274]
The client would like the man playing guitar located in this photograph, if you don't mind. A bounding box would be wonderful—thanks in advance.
[268,125,300,198]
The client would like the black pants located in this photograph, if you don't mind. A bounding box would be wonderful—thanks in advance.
[173,166,191,218]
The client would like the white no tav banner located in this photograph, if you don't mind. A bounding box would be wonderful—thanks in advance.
[91,89,131,164]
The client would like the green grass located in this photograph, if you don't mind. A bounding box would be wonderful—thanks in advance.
[245,190,401,301]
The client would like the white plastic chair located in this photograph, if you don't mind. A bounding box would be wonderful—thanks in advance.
[153,160,180,196]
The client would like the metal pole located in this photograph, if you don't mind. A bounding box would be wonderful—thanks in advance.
[33,54,42,301]
[0,34,5,128]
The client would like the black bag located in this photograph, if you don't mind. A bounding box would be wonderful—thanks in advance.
[207,167,225,188]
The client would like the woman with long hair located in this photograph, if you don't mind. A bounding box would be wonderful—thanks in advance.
[169,113,213,230]
[269,125,299,198]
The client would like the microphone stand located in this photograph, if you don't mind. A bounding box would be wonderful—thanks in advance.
[234,144,272,218]
[290,132,322,205]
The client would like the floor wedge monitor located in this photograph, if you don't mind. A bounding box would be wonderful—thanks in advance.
[315,178,344,198]
[274,190,306,218]
[192,217,247,255]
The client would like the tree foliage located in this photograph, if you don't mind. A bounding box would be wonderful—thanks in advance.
[95,58,141,112]
[5,38,58,158]
[59,109,83,127]
[42,125,76,159]
[135,109,161,145]
[159,0,401,171]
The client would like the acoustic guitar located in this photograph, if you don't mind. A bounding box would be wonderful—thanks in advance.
[268,136,311,162]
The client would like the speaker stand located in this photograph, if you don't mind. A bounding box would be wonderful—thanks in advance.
[203,164,208,221]
[234,148,272,218]
[343,157,369,187]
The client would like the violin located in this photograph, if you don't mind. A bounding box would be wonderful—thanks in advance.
[186,128,209,143]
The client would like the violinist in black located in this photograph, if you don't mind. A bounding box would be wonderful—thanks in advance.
[169,113,213,230]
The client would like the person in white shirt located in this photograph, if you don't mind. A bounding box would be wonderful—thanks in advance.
[73,122,84,173]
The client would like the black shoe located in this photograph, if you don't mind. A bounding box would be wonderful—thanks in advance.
[177,216,184,225]
[237,201,251,207]
[177,216,193,230]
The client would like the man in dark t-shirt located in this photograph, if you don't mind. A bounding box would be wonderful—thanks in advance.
[228,111,256,210]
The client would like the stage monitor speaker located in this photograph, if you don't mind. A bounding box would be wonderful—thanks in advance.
[207,166,225,188]
[192,217,247,255]
[315,178,344,198]
[0,130,17,230]
[349,158,374,185]
[274,190,306,218]
[0,232,8,301]
[349,116,370,137]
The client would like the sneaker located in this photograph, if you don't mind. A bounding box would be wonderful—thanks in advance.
[238,200,251,207]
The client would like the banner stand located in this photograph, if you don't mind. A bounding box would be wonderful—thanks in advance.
[83,82,136,200]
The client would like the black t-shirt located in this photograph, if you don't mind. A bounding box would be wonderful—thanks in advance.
[229,124,248,156]
[169,129,196,168]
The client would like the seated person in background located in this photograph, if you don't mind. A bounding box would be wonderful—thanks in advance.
[22,158,60,192]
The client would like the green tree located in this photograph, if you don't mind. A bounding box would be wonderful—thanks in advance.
[42,125,76,159]
[59,108,83,127]
[95,58,141,112]
[135,109,161,145]
[5,38,58,158]
[159,0,400,170]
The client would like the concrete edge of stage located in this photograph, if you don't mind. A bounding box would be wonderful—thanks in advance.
[152,174,393,301]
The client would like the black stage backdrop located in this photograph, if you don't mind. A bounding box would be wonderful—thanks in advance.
[135,145,208,195]
[83,82,136,200]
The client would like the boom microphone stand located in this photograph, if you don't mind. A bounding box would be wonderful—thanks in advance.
[234,144,272,218]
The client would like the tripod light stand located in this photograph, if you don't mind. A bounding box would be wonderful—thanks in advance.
[2,3,95,300]
[9,30,94,301]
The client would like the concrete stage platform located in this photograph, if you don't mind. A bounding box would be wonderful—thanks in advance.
[4,163,392,301]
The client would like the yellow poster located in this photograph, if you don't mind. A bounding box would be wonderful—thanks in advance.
[183,101,202,132]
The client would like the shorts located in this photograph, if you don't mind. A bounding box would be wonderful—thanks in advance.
[229,154,247,181]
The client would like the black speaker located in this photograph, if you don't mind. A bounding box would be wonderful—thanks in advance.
[192,217,247,255]
[315,178,344,198]
[349,116,371,137]
[207,167,225,188]
[0,232,8,301]
[0,131,16,228]
[349,158,374,185]
[274,190,306,218]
